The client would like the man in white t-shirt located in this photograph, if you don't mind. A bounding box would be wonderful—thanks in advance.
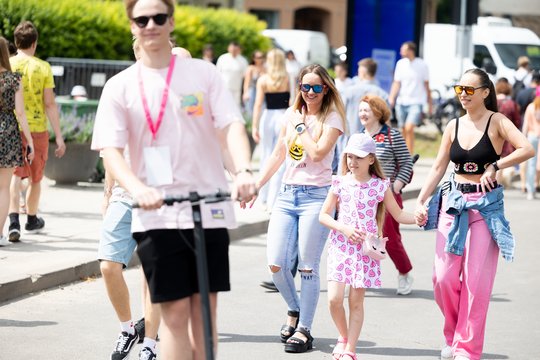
[216,41,248,107]
[91,0,256,358]
[389,41,432,153]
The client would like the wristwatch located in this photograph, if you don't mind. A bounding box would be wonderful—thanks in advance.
[491,161,499,171]
[295,123,306,135]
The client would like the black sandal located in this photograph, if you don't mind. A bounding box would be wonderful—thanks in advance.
[284,327,314,353]
[280,310,299,343]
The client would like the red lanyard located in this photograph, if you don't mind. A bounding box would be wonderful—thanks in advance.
[138,55,176,140]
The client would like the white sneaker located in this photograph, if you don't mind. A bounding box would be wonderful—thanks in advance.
[527,192,535,200]
[0,236,10,246]
[440,345,452,359]
[397,273,413,295]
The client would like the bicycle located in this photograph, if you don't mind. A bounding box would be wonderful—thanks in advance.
[430,85,463,134]
[134,190,231,360]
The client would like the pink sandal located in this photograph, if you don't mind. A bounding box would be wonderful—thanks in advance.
[341,351,357,360]
[332,336,347,359]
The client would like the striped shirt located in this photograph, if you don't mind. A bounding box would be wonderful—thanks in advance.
[367,124,413,185]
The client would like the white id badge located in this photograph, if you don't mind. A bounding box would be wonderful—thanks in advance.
[143,146,173,186]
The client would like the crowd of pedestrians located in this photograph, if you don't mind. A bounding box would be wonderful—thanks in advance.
[2,1,540,359]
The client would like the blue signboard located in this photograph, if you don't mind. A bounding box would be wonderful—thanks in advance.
[347,0,418,83]
[372,49,396,93]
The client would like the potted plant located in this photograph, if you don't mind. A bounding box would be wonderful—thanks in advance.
[44,104,99,185]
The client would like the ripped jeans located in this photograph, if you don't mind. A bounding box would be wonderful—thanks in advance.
[267,184,331,331]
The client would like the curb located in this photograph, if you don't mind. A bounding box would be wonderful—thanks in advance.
[0,220,269,304]
[0,260,102,304]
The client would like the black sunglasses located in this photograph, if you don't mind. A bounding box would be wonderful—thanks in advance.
[132,13,169,28]
[300,84,325,93]
[453,85,486,96]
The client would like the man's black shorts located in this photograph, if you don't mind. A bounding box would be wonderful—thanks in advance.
[133,228,230,303]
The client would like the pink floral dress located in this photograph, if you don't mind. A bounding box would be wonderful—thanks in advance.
[327,174,390,288]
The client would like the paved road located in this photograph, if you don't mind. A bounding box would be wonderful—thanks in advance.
[0,190,538,359]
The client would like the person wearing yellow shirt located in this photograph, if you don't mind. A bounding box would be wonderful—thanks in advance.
[7,21,66,242]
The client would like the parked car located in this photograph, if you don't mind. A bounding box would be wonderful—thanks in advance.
[423,16,540,94]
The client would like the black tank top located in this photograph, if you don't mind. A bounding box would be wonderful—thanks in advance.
[265,92,290,109]
[449,114,500,175]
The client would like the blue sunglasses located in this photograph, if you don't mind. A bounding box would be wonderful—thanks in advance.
[300,83,325,93]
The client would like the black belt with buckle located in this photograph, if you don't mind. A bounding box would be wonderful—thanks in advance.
[456,182,498,193]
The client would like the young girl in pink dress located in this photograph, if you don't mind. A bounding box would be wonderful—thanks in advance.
[319,133,418,360]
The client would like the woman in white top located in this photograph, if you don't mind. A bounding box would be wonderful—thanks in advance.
[245,64,345,353]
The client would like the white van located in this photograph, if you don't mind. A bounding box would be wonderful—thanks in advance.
[262,29,330,68]
[423,17,540,93]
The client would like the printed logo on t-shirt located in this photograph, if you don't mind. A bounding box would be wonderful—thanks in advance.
[288,138,305,162]
[180,92,204,116]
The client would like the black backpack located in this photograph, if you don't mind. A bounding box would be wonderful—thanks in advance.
[512,77,525,100]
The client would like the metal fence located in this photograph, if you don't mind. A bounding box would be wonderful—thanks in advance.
[47,57,135,100]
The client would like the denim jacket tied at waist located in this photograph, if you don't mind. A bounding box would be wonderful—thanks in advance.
[445,186,514,262]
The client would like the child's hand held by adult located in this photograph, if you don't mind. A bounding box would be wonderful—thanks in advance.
[414,204,427,227]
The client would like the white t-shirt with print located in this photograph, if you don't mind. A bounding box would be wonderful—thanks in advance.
[282,109,344,187]
[92,57,243,232]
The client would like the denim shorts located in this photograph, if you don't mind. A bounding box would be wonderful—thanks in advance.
[395,104,423,127]
[97,200,136,268]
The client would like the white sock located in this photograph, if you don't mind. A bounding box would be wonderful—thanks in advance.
[142,337,157,351]
[120,320,135,335]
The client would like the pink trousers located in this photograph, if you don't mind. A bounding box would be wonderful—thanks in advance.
[433,192,499,360]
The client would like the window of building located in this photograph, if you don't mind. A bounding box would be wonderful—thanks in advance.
[250,9,280,29]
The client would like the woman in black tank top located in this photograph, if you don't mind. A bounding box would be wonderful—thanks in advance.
[413,68,533,360]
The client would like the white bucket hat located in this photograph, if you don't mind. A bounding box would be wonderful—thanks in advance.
[70,85,87,97]
[343,133,376,158]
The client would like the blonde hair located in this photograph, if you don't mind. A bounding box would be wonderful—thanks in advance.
[265,48,287,91]
[340,152,387,235]
[288,64,346,147]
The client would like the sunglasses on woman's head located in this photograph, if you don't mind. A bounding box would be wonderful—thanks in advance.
[132,13,169,28]
[300,84,325,93]
[453,85,486,96]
